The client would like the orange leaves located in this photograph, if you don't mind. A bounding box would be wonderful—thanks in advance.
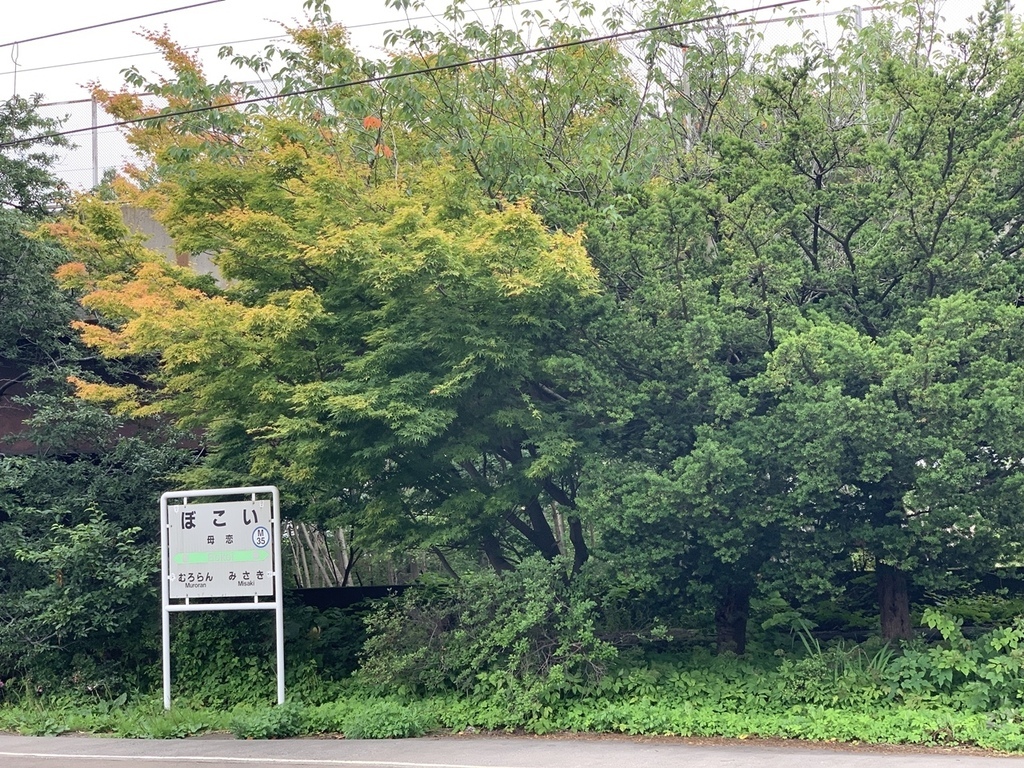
[54,260,87,278]
[53,261,89,289]
[89,85,145,121]
[70,321,129,357]
[361,116,398,163]
[364,116,395,158]
[139,28,205,79]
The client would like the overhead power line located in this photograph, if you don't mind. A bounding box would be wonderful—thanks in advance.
[0,0,809,150]
[0,0,546,78]
[0,0,226,48]
[0,34,288,78]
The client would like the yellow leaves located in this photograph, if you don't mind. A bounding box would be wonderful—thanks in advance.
[326,393,375,416]
[464,199,597,298]
[342,168,597,310]
[219,206,295,248]
[108,174,145,203]
[43,198,157,284]
[71,321,130,357]
[544,228,597,289]
[48,113,602,442]
[288,22,353,63]
[244,289,325,341]
[66,376,147,417]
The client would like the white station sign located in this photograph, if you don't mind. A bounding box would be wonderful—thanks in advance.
[167,499,275,599]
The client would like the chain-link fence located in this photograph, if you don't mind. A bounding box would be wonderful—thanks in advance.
[35,96,139,191]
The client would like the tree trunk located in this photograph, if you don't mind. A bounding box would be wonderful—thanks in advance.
[524,496,563,560]
[714,582,752,655]
[481,532,514,573]
[568,516,589,575]
[430,546,460,582]
[876,562,912,641]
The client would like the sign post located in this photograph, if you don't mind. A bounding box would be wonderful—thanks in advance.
[160,486,283,709]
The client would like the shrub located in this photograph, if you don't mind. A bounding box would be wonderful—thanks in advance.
[359,556,616,724]
[228,702,307,739]
[341,699,436,739]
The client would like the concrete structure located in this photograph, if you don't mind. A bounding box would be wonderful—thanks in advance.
[121,205,222,283]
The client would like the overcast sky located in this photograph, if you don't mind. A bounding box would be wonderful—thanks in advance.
[2,0,995,104]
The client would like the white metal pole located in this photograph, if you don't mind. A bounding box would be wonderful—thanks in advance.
[161,494,172,710]
[90,97,99,189]
[273,486,285,705]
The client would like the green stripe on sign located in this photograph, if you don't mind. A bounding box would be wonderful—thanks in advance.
[173,549,270,565]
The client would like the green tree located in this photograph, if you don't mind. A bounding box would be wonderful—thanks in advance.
[0,97,191,690]
[644,0,1024,641]
[572,0,1024,646]
[68,0,1024,658]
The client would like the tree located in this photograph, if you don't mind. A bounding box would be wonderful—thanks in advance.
[727,0,1024,639]
[0,95,68,216]
[52,112,598,577]
[0,97,192,689]
[572,0,1024,646]
[64,0,1024,657]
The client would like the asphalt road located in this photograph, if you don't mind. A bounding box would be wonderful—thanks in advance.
[3,733,1024,768]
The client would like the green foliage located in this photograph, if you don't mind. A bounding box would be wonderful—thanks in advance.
[0,95,195,690]
[124,706,226,739]
[2,511,158,692]
[7,615,1024,751]
[885,609,1024,711]
[169,612,278,707]
[0,394,192,691]
[360,557,615,725]
[0,696,229,738]
[340,699,436,739]
[774,629,896,708]
[284,606,366,703]
[168,603,361,708]
[0,95,68,215]
[228,702,307,739]
[936,592,1024,626]
[0,210,75,365]
[18,0,1024,709]
[14,513,155,635]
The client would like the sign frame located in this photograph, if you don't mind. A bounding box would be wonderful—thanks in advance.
[160,485,283,709]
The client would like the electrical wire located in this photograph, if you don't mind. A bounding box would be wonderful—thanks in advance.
[0,0,809,150]
[0,0,546,78]
[0,0,226,48]
[0,35,287,79]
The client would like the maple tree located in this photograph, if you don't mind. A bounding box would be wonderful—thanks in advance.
[53,105,598,575]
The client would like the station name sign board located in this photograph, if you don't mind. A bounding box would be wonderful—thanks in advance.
[167,499,274,599]
[160,486,284,709]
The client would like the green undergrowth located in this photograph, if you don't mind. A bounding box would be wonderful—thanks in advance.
[4,694,1024,752]
[4,608,1024,751]
[0,697,233,738]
